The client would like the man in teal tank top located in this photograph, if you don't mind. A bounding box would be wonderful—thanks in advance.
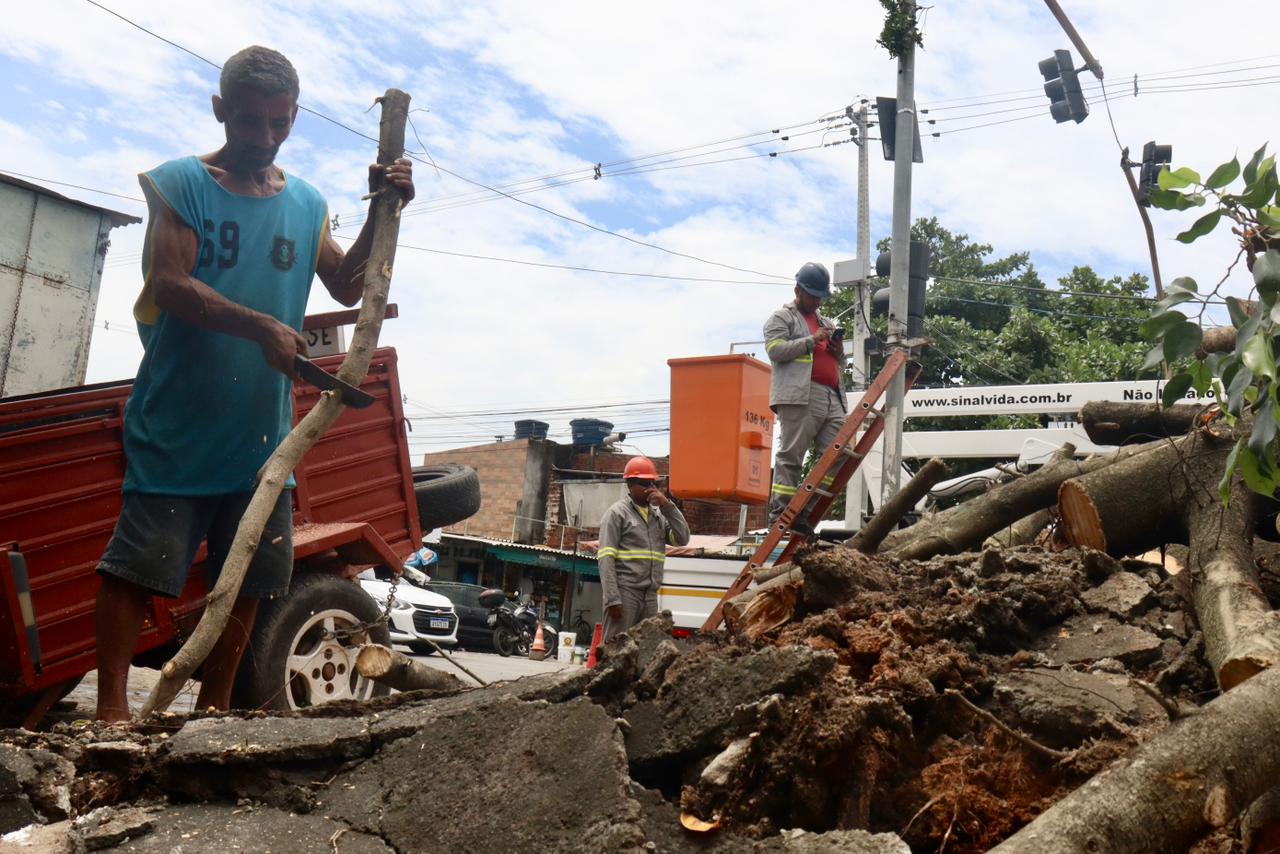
[93,46,415,721]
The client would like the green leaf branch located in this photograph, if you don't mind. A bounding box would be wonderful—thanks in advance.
[1146,143,1280,499]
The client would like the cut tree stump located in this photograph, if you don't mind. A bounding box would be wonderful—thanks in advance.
[355,644,465,693]
[991,661,1280,854]
[1078,400,1203,446]
[849,457,948,554]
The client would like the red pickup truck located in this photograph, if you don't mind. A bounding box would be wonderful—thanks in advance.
[0,322,469,727]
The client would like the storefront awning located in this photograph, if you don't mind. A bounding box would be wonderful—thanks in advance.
[442,534,600,579]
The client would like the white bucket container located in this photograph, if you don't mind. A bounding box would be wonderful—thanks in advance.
[557,632,576,663]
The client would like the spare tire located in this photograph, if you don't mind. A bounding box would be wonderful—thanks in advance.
[413,463,482,531]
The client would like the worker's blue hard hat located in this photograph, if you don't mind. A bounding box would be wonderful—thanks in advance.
[795,262,831,298]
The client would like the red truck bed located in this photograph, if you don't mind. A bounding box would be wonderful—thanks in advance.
[0,347,419,701]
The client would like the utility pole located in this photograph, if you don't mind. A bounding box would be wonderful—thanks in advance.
[844,102,872,528]
[880,0,917,501]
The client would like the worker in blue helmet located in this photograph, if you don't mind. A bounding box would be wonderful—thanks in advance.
[762,262,847,531]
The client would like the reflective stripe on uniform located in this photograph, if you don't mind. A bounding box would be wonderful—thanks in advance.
[771,483,797,495]
[765,339,785,351]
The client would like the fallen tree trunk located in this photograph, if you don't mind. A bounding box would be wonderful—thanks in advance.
[879,441,1160,561]
[990,662,1280,854]
[849,457,948,553]
[983,444,1078,550]
[355,643,465,693]
[1056,436,1188,558]
[1059,428,1280,689]
[1187,460,1280,690]
[139,90,411,717]
[1078,400,1202,446]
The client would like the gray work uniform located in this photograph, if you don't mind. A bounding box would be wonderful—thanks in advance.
[764,301,848,523]
[597,497,690,641]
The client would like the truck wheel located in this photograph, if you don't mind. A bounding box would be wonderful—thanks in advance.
[233,573,391,711]
[413,463,481,531]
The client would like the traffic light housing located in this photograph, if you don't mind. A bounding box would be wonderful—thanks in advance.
[1038,49,1089,124]
[874,96,924,163]
[872,241,931,338]
[1137,141,1173,207]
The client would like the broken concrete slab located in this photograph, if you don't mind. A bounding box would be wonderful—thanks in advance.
[73,804,161,850]
[364,668,593,744]
[993,668,1167,747]
[1081,571,1154,618]
[1033,615,1162,668]
[320,696,648,853]
[598,611,677,674]
[625,646,838,769]
[91,803,391,853]
[0,743,74,826]
[763,827,912,853]
[162,715,374,766]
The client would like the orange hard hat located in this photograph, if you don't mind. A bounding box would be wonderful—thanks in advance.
[623,456,660,480]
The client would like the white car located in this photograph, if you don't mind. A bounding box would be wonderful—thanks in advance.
[358,565,459,655]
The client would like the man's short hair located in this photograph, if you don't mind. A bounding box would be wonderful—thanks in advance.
[220,46,299,102]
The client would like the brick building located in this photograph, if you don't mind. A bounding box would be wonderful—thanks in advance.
[420,438,765,636]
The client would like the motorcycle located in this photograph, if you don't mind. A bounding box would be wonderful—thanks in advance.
[478,589,557,657]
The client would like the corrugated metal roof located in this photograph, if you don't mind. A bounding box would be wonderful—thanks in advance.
[441,533,593,559]
[0,172,141,228]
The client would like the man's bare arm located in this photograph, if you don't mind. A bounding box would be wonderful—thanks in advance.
[317,159,415,306]
[149,203,307,377]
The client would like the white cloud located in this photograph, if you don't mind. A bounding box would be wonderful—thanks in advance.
[2,0,1276,457]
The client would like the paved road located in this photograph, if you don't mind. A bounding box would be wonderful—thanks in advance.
[63,646,575,719]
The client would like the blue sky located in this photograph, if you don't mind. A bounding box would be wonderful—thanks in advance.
[2,0,1275,456]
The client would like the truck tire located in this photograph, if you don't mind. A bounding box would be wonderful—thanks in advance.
[233,573,391,711]
[413,463,481,531]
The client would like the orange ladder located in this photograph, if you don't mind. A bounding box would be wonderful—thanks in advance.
[701,350,921,632]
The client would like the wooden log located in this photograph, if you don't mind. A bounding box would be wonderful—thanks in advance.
[355,644,465,693]
[1188,462,1280,690]
[1242,787,1280,853]
[139,91,411,717]
[990,662,1280,854]
[849,457,949,553]
[983,508,1052,550]
[879,441,1161,561]
[724,568,803,640]
[1078,400,1203,446]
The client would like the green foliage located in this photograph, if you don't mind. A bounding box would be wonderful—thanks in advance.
[1145,144,1280,501]
[877,0,924,59]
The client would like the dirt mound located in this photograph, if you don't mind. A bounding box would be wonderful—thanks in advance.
[1,546,1219,852]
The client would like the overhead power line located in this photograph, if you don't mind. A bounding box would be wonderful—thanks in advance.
[330,234,790,285]
[80,0,793,282]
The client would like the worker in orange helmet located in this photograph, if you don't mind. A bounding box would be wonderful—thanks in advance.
[596,456,690,640]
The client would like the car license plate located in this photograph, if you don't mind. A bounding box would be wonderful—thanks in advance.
[430,618,449,630]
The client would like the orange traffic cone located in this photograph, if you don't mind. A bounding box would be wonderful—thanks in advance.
[585,622,605,669]
[529,620,548,661]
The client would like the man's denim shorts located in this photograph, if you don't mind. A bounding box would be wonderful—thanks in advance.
[97,491,293,599]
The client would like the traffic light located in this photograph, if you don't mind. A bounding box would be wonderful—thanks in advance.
[1038,49,1089,124]
[874,96,924,163]
[872,241,931,338]
[1137,141,1173,207]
